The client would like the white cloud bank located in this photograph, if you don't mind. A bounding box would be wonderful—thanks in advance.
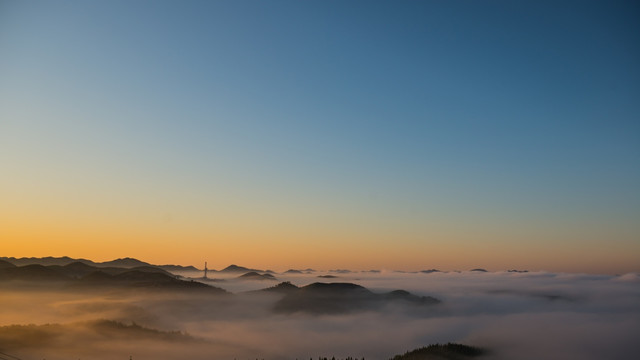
[0,270,638,360]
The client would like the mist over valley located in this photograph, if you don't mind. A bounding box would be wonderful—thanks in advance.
[1,257,638,360]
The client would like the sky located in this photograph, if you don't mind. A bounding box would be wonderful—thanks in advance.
[1,0,639,274]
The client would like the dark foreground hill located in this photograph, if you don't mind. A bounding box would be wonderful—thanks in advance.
[390,343,486,360]
[272,282,440,314]
[0,259,17,269]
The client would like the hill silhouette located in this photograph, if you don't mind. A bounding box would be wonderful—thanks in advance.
[1,256,94,267]
[218,264,262,273]
[98,257,152,268]
[284,269,304,274]
[0,256,198,273]
[0,264,70,282]
[44,261,172,279]
[76,270,226,292]
[420,269,441,274]
[238,271,277,281]
[0,263,227,293]
[160,264,199,272]
[389,343,486,360]
[258,281,299,294]
[0,259,17,269]
[274,282,440,314]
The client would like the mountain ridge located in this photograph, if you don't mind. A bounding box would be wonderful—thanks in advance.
[1,256,198,272]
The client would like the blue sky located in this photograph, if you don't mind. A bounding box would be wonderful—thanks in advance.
[1,1,638,272]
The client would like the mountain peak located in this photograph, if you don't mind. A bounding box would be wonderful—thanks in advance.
[220,265,261,273]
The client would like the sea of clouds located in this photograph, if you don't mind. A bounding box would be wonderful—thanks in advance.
[1,270,638,360]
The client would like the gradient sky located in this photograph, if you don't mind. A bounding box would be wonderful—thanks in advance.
[1,0,638,274]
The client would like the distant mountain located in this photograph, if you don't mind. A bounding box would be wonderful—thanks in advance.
[390,343,486,360]
[99,257,152,268]
[283,269,315,274]
[318,275,338,278]
[0,256,199,272]
[284,269,304,274]
[237,272,277,281]
[273,282,440,314]
[0,263,226,293]
[219,264,262,273]
[43,261,172,279]
[1,256,95,267]
[421,269,441,274]
[159,264,200,272]
[329,269,352,274]
[470,268,488,272]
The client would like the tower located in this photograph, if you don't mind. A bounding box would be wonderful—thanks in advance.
[204,261,208,279]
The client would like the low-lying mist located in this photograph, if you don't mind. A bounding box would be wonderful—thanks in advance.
[1,270,639,360]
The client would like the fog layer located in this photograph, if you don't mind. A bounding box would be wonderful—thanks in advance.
[1,270,638,360]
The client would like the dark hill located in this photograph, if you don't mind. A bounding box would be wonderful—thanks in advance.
[99,257,151,268]
[0,264,70,282]
[0,259,17,269]
[0,263,225,293]
[0,256,198,272]
[54,262,100,278]
[159,264,199,272]
[48,262,171,279]
[78,270,226,293]
[220,264,261,273]
[303,282,368,293]
[274,282,373,314]
[127,266,172,275]
[384,290,441,305]
[238,272,277,281]
[420,269,441,274]
[329,269,352,274]
[284,269,304,274]
[0,256,94,267]
[113,270,177,283]
[389,343,486,360]
[80,271,115,283]
[274,282,440,315]
[260,281,299,294]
